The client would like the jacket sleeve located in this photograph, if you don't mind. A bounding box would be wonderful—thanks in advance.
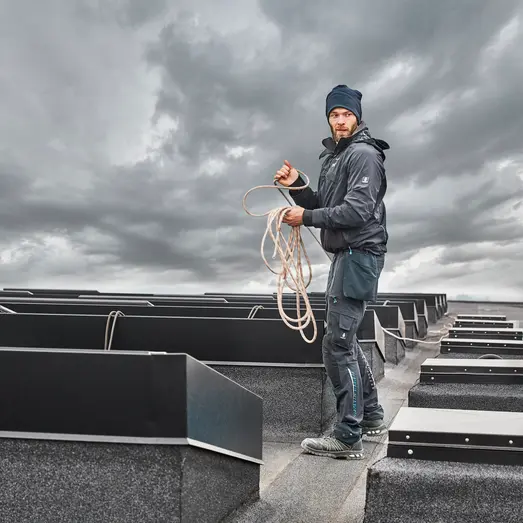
[302,146,383,229]
[288,175,320,210]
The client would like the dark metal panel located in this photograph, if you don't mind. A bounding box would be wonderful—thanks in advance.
[0,349,187,438]
[0,305,16,314]
[112,316,323,364]
[3,302,327,321]
[441,337,523,355]
[454,319,518,329]
[358,310,386,362]
[457,314,507,321]
[442,338,523,347]
[379,297,428,320]
[0,313,324,364]
[375,300,417,319]
[387,406,523,465]
[387,443,522,466]
[367,305,397,325]
[378,293,437,308]
[448,327,523,340]
[358,309,378,340]
[367,305,406,338]
[420,358,523,384]
[186,356,263,461]
[79,294,228,303]
[0,348,263,462]
[0,297,154,306]
[375,300,419,331]
[3,288,100,295]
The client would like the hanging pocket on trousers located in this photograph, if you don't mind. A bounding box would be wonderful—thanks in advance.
[342,249,378,301]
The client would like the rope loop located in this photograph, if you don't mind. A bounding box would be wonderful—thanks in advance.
[243,171,317,343]
[104,310,125,351]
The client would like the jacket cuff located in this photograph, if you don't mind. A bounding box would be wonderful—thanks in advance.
[290,175,306,188]
[302,209,313,227]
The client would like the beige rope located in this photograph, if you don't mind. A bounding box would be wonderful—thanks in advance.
[243,171,317,343]
[104,310,125,351]
[382,313,458,345]
[247,304,265,319]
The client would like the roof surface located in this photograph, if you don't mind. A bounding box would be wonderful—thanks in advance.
[226,299,523,523]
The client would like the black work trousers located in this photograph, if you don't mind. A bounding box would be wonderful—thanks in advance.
[323,251,385,444]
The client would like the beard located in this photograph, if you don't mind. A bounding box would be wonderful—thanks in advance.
[331,121,358,142]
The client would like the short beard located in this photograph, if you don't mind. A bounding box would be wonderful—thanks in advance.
[331,123,357,143]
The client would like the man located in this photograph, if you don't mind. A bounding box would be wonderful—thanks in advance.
[274,84,389,459]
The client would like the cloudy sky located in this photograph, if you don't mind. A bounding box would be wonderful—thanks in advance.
[1,0,522,300]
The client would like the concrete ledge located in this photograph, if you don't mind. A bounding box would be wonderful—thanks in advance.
[357,310,386,382]
[0,437,259,523]
[404,322,418,349]
[364,457,523,523]
[383,333,405,365]
[417,315,428,339]
[210,365,335,443]
[408,382,523,411]
[425,305,437,324]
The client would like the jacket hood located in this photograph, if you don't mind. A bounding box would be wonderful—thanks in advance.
[319,122,390,160]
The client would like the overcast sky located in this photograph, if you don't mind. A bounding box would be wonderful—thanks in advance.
[1,0,522,300]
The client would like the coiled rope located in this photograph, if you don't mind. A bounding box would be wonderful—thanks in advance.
[242,171,317,343]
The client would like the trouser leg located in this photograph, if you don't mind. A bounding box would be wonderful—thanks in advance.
[322,254,366,444]
[360,253,386,421]
[322,298,365,444]
[357,342,384,420]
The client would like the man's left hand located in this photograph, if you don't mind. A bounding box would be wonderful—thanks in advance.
[282,207,304,227]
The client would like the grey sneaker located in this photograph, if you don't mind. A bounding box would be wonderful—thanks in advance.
[361,419,388,437]
[300,436,365,459]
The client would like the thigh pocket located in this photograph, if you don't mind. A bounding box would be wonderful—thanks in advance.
[342,250,378,301]
[327,310,358,351]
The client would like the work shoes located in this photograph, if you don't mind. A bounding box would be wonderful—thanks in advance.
[300,436,365,460]
[361,419,388,437]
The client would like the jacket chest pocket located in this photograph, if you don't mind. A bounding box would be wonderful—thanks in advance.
[323,162,340,201]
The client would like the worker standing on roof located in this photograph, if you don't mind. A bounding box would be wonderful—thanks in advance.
[274,85,389,459]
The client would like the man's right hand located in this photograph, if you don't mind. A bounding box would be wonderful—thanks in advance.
[274,160,299,187]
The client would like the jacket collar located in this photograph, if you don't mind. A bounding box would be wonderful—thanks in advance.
[319,122,390,160]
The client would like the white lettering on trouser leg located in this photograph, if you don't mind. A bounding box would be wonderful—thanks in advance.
[348,367,357,417]
[360,350,376,390]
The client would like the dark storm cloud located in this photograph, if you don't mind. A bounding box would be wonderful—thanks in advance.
[0,0,522,296]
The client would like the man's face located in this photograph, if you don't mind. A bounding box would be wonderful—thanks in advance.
[328,108,358,142]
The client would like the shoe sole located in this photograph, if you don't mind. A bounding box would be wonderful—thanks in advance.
[300,442,365,460]
[362,427,388,437]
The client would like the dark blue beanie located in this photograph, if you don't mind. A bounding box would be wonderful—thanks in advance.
[325,85,362,123]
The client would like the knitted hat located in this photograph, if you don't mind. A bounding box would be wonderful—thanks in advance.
[325,85,362,123]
